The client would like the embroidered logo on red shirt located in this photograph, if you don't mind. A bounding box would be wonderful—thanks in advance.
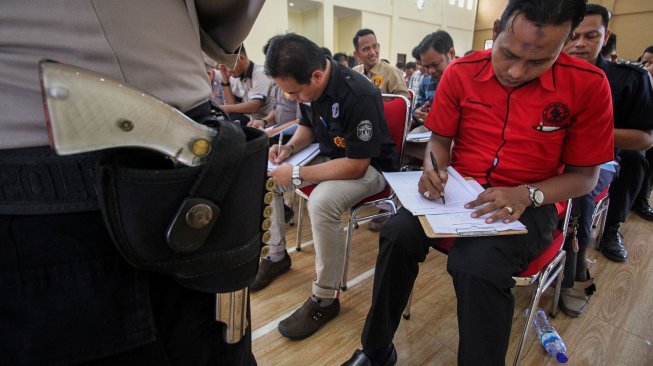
[535,102,570,132]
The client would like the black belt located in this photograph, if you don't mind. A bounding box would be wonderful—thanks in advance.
[0,146,104,215]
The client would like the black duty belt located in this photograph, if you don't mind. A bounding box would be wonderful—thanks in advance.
[0,146,103,215]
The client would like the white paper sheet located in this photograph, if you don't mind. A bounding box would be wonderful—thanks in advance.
[267,143,320,171]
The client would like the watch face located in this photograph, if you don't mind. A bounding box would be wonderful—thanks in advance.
[534,190,544,204]
[292,178,302,186]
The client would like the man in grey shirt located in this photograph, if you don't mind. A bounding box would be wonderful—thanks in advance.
[0,1,263,365]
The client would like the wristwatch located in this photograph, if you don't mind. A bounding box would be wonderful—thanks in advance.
[523,184,544,207]
[291,165,303,187]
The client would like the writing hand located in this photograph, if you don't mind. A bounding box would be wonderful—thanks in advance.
[268,144,292,164]
[248,119,266,130]
[418,169,448,202]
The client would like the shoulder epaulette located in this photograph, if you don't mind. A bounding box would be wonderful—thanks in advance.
[615,60,647,73]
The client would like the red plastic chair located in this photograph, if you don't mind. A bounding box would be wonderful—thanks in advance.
[294,94,411,290]
[402,199,573,366]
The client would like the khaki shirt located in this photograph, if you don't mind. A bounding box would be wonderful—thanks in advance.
[353,61,409,99]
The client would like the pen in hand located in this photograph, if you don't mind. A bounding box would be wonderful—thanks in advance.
[429,151,446,205]
[277,131,284,160]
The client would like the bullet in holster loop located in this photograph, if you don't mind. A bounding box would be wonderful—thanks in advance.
[263,205,273,218]
[261,218,272,231]
[215,288,249,344]
[260,245,270,257]
[265,178,276,191]
[264,192,274,205]
[261,231,271,243]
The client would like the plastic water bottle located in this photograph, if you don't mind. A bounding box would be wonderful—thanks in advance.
[531,308,568,363]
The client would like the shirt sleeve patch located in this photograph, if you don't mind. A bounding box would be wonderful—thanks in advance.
[357,120,373,141]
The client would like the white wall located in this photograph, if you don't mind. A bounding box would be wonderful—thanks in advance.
[243,0,477,64]
[245,0,291,64]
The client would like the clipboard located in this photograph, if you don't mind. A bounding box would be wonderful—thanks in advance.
[418,216,528,238]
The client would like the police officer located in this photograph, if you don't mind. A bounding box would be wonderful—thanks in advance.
[564,3,653,269]
[251,33,397,340]
[0,1,263,364]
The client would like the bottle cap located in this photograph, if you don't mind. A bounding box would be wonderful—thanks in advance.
[556,352,568,363]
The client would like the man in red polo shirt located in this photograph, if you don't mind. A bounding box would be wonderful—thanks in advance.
[341,0,614,365]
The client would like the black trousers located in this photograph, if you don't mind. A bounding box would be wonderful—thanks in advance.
[563,169,615,287]
[360,205,557,366]
[635,147,653,203]
[606,149,648,226]
[0,211,255,366]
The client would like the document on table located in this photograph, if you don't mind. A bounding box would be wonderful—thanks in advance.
[266,123,299,138]
[383,168,526,237]
[267,143,320,171]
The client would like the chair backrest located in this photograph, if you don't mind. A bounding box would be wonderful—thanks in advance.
[381,93,411,169]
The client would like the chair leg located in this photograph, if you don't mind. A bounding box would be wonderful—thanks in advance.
[341,213,358,291]
[295,196,306,251]
[550,252,566,319]
[595,198,609,250]
[288,191,295,226]
[402,290,413,320]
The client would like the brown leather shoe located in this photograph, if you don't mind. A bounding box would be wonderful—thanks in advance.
[249,251,291,292]
[278,297,340,339]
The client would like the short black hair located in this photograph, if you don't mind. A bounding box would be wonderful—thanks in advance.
[417,30,454,56]
[586,3,611,28]
[353,28,376,50]
[600,33,617,58]
[333,52,348,62]
[498,0,587,34]
[405,61,416,70]
[644,45,653,54]
[321,47,332,58]
[411,46,421,61]
[264,33,327,85]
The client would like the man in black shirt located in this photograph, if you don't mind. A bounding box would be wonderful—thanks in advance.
[561,3,653,315]
[251,33,397,339]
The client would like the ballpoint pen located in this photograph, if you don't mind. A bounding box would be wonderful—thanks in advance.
[430,151,446,205]
[278,131,284,157]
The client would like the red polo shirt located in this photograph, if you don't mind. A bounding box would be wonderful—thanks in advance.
[425,49,614,187]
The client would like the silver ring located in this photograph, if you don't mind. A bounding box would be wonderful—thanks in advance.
[423,191,430,199]
[504,206,514,215]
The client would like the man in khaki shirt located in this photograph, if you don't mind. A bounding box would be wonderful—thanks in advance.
[352,28,409,99]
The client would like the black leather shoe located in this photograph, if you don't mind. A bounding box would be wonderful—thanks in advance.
[633,200,653,221]
[249,251,291,291]
[341,345,397,366]
[600,225,628,262]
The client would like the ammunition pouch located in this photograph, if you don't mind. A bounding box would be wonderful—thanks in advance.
[97,121,268,293]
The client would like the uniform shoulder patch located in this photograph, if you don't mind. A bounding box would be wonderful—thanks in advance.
[356,120,373,141]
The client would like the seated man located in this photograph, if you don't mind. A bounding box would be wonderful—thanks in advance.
[352,28,409,99]
[408,47,425,96]
[560,3,653,315]
[633,45,653,221]
[252,33,398,340]
[403,31,457,165]
[342,0,613,365]
[218,45,273,125]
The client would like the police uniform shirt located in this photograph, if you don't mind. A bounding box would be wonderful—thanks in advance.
[0,0,226,150]
[597,57,653,155]
[298,59,398,172]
